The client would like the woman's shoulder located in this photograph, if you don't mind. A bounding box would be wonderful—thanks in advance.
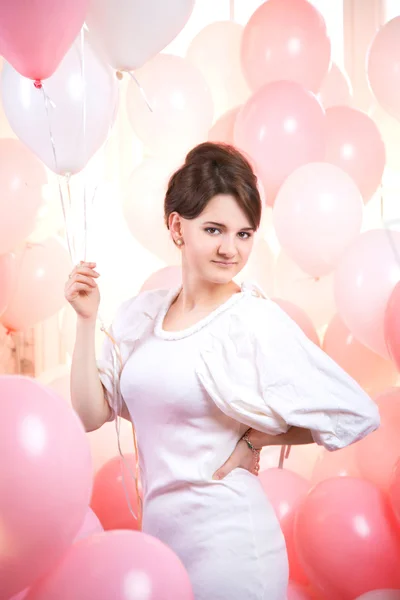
[113,287,173,328]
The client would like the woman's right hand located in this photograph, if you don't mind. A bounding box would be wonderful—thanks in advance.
[65,261,100,320]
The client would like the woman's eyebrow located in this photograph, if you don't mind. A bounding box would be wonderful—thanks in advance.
[203,221,255,231]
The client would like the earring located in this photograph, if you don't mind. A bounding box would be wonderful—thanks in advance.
[176,239,183,246]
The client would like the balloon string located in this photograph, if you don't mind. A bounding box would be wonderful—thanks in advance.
[229,0,235,21]
[124,70,153,113]
[80,28,88,263]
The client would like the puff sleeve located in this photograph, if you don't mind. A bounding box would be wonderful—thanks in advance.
[196,296,380,451]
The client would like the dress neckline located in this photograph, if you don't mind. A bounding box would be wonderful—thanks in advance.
[153,282,256,341]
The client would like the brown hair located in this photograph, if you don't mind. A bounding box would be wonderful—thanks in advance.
[164,142,262,231]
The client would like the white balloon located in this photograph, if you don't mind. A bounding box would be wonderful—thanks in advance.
[86,0,195,71]
[1,36,119,175]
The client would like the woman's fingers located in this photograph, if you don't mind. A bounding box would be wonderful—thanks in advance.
[73,274,97,288]
[67,282,95,296]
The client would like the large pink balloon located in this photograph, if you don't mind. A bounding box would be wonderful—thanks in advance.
[241,0,331,93]
[234,80,325,204]
[355,388,400,493]
[323,314,398,396]
[287,582,313,600]
[26,530,194,600]
[0,0,89,81]
[126,53,213,158]
[273,162,363,277]
[0,376,92,599]
[334,229,400,358]
[2,37,119,175]
[275,252,336,329]
[260,468,309,585]
[74,507,104,542]
[208,105,241,145]
[368,17,400,121]
[0,237,72,332]
[324,107,386,203]
[389,459,400,528]
[272,298,319,346]
[0,253,16,317]
[0,139,47,254]
[294,477,400,600]
[311,445,361,486]
[356,592,400,600]
[186,21,250,119]
[318,63,353,109]
[384,281,400,371]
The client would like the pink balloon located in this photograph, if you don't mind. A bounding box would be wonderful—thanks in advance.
[126,53,213,158]
[208,105,241,145]
[234,80,325,205]
[273,162,363,277]
[318,63,353,109]
[0,253,16,317]
[74,507,104,543]
[334,229,400,358]
[389,460,400,528]
[287,582,313,600]
[26,530,194,600]
[186,21,250,118]
[90,454,141,531]
[324,107,386,202]
[140,266,182,292]
[0,0,89,81]
[0,376,92,599]
[260,468,309,585]
[356,592,400,600]
[0,139,47,254]
[241,0,330,93]
[384,281,400,371]
[355,388,400,492]
[323,314,398,397]
[311,445,361,486]
[275,252,336,329]
[1,237,72,332]
[294,477,400,600]
[272,298,319,346]
[368,17,400,121]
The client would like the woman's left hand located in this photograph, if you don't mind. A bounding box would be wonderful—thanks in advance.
[212,437,258,480]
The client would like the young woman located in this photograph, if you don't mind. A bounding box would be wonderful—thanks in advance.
[66,142,380,600]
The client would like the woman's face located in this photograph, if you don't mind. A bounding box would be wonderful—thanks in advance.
[171,194,256,285]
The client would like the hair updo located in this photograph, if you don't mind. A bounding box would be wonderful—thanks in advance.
[164,142,262,231]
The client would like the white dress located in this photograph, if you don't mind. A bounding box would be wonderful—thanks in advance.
[97,282,380,600]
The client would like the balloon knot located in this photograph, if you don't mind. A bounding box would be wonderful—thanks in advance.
[116,71,123,81]
[34,79,42,89]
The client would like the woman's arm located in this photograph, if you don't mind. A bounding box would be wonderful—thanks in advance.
[247,426,314,448]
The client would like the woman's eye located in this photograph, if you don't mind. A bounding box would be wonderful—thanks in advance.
[205,227,220,235]
[238,232,251,239]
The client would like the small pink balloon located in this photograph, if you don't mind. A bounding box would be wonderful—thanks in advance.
[74,507,103,543]
[260,468,309,585]
[234,80,325,205]
[140,266,182,292]
[294,477,400,600]
[311,444,361,486]
[1,237,72,332]
[0,253,16,317]
[275,252,336,329]
[0,139,47,254]
[90,454,141,531]
[384,281,400,371]
[287,582,313,600]
[355,388,400,492]
[273,162,363,277]
[208,105,241,145]
[334,229,400,358]
[26,530,194,600]
[325,106,386,203]
[241,0,331,93]
[127,53,213,159]
[272,298,319,346]
[318,63,353,109]
[186,21,250,118]
[0,376,92,599]
[0,0,89,80]
[389,460,400,528]
[368,17,400,121]
[323,314,398,396]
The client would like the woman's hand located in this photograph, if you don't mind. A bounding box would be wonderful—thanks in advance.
[212,437,259,480]
[64,261,100,321]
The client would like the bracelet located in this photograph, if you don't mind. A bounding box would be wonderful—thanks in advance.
[241,429,261,475]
